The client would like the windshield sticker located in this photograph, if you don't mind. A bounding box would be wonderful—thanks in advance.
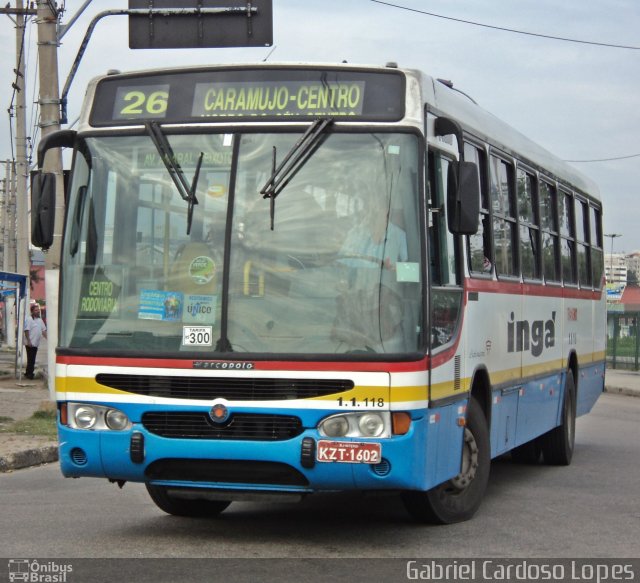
[184,294,217,324]
[396,262,420,283]
[138,289,183,321]
[77,268,122,319]
[189,256,216,285]
[182,326,213,347]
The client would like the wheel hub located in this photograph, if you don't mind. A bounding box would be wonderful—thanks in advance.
[450,427,479,490]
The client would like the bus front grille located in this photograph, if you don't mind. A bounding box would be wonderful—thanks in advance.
[142,411,303,441]
[145,459,309,486]
[97,374,353,401]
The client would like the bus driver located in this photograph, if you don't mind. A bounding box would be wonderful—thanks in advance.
[333,183,408,352]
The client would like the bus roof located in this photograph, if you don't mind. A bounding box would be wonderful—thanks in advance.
[413,69,599,200]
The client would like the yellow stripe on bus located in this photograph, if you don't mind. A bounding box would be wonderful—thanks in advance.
[56,376,130,396]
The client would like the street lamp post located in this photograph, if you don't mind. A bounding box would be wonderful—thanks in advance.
[604,233,622,286]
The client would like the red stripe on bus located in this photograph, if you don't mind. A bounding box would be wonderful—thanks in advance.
[465,278,603,300]
[56,354,430,373]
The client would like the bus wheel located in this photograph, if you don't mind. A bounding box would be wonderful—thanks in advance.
[541,370,576,466]
[146,484,231,517]
[511,439,542,464]
[402,396,490,524]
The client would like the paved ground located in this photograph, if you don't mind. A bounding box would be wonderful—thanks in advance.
[0,344,638,472]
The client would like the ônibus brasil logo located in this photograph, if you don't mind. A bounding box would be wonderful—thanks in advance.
[8,560,73,583]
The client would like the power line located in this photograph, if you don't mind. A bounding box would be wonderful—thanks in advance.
[7,15,28,163]
[565,153,640,163]
[370,0,640,50]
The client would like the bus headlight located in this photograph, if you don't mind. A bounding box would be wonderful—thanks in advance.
[66,403,131,431]
[74,406,97,429]
[320,415,349,437]
[358,413,385,437]
[105,409,130,431]
[318,412,391,438]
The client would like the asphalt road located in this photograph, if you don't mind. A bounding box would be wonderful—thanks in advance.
[1,394,638,570]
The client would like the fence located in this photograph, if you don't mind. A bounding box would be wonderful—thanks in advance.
[607,310,640,370]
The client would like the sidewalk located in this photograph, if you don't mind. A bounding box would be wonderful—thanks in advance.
[0,340,57,472]
[0,356,639,473]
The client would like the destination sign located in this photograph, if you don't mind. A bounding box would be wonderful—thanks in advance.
[113,84,170,121]
[191,81,365,117]
[90,67,405,125]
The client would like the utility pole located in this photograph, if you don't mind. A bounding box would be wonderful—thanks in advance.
[3,161,11,274]
[0,165,5,346]
[0,166,5,269]
[36,0,64,396]
[6,161,16,348]
[7,163,17,274]
[13,0,32,288]
[36,0,63,267]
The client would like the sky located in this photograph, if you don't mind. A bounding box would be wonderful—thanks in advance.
[0,0,638,253]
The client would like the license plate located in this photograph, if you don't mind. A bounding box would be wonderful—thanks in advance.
[316,440,381,464]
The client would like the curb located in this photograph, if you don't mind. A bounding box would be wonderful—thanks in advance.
[604,386,640,398]
[0,445,58,473]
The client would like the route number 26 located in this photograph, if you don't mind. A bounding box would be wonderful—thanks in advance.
[119,90,169,116]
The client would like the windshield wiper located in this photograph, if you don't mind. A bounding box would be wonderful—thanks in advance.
[259,117,333,230]
[145,122,203,235]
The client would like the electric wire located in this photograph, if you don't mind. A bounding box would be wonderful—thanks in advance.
[371,0,640,50]
[6,10,28,163]
[565,153,640,163]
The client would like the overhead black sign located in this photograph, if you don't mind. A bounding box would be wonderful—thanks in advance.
[128,0,273,49]
[90,67,406,125]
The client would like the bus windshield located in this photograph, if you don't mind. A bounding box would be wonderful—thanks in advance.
[60,129,423,357]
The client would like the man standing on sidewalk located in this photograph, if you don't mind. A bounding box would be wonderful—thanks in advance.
[24,304,47,380]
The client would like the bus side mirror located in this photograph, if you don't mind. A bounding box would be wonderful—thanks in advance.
[447,161,480,235]
[31,129,76,250]
[31,172,56,250]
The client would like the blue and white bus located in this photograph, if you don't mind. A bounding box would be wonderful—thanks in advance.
[32,62,606,523]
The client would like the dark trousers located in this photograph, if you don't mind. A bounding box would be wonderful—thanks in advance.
[25,345,38,378]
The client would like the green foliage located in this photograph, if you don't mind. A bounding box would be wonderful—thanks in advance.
[0,409,57,438]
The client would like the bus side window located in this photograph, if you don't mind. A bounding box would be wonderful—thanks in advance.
[540,181,560,282]
[428,150,462,349]
[428,151,459,286]
[577,199,591,288]
[517,168,541,280]
[559,190,577,284]
[464,143,491,275]
[490,154,517,278]
[590,206,604,288]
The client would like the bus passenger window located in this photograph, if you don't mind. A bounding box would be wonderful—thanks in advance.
[577,199,591,287]
[428,150,462,349]
[539,181,560,282]
[517,168,540,280]
[559,191,577,284]
[464,143,490,275]
[490,155,517,277]
[591,206,604,288]
[428,152,458,286]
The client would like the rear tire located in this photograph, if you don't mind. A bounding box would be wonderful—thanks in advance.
[146,484,231,517]
[402,396,490,524]
[541,369,576,466]
[511,439,542,464]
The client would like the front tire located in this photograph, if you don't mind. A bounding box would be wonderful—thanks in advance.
[402,396,490,524]
[146,484,231,517]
